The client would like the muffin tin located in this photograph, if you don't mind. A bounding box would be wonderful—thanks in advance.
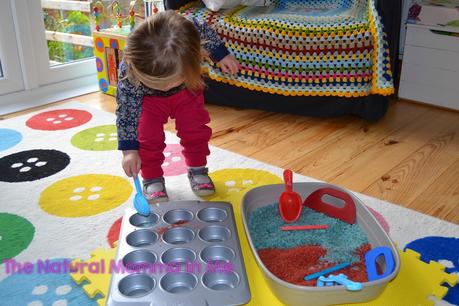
[107,201,251,306]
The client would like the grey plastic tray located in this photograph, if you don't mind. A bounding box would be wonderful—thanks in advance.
[107,201,251,306]
[241,182,400,306]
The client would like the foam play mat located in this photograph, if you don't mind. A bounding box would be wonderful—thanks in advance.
[0,102,458,306]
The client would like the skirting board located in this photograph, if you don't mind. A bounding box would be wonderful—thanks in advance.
[0,74,98,116]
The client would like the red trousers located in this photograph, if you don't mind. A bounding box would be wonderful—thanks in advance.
[138,89,212,179]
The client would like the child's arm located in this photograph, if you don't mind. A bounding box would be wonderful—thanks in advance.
[116,62,143,177]
[190,18,240,74]
[191,17,230,62]
[116,62,143,151]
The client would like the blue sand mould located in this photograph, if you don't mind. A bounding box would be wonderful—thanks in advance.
[0,258,97,306]
[133,177,150,216]
[405,236,459,305]
[0,129,22,151]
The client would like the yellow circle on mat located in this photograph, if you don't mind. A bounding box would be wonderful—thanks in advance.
[39,174,132,217]
[204,168,282,205]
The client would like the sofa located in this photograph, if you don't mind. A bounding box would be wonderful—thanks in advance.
[165,0,401,121]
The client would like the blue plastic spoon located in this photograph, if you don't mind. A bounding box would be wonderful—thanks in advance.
[133,177,150,216]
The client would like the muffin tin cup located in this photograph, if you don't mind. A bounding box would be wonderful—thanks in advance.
[163,209,194,225]
[200,245,235,263]
[160,272,198,294]
[129,213,159,228]
[163,227,195,245]
[107,202,250,306]
[118,273,155,298]
[197,207,228,223]
[126,229,158,247]
[198,225,231,242]
[202,271,240,291]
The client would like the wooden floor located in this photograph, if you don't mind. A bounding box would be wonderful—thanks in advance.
[3,92,458,224]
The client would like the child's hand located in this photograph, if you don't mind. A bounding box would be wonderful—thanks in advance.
[218,54,240,75]
[122,150,141,178]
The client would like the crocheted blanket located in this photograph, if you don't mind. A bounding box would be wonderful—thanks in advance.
[179,0,394,97]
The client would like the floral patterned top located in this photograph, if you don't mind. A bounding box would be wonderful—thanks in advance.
[116,18,229,151]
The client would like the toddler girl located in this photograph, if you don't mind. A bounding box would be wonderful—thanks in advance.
[116,10,239,202]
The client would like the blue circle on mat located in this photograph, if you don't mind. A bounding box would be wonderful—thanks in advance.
[405,236,459,304]
[0,129,22,151]
[99,78,108,93]
[0,258,97,306]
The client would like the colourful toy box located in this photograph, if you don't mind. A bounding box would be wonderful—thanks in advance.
[93,28,128,96]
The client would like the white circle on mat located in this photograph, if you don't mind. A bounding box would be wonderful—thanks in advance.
[69,195,82,201]
[110,133,117,136]
[162,162,170,167]
[90,186,102,192]
[27,157,39,163]
[55,285,72,296]
[94,138,104,142]
[19,166,32,172]
[171,156,181,162]
[27,301,43,306]
[438,260,454,269]
[11,162,23,168]
[225,181,236,187]
[164,152,171,157]
[108,137,117,141]
[243,180,253,185]
[31,285,48,295]
[46,118,55,122]
[58,114,67,118]
[96,133,105,137]
[64,117,73,121]
[52,300,68,306]
[87,194,100,201]
[53,121,62,124]
[35,161,47,167]
[73,187,85,193]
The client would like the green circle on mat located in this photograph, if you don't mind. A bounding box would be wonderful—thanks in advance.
[0,213,35,263]
[71,125,118,151]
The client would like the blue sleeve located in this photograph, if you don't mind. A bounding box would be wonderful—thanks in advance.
[191,17,230,62]
[115,62,143,151]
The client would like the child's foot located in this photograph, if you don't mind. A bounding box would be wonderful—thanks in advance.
[143,177,169,203]
[188,167,215,196]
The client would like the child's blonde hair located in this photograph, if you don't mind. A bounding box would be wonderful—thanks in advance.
[123,10,204,91]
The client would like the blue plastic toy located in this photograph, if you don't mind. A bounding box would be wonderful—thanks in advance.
[365,246,395,282]
[304,262,351,281]
[317,274,363,291]
[364,246,396,281]
[133,177,150,216]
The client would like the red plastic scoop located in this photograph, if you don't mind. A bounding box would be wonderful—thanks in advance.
[279,169,302,223]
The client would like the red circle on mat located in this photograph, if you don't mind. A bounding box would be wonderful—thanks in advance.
[107,217,122,248]
[26,109,92,131]
[366,206,390,233]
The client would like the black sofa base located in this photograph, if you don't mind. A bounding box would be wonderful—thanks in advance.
[204,79,389,122]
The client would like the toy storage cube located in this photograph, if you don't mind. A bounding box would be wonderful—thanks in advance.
[93,27,129,96]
